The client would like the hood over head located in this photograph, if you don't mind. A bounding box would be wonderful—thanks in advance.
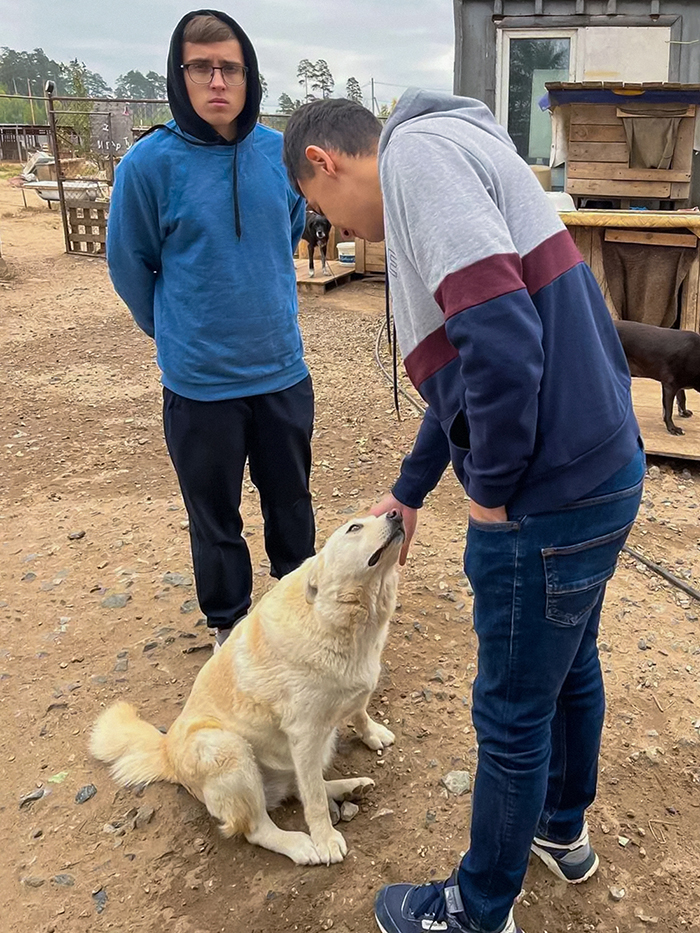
[379,88,515,157]
[167,8,261,144]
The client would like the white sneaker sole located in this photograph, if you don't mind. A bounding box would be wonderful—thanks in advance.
[531,844,599,884]
[375,905,522,933]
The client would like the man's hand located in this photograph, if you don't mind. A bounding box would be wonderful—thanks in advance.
[370,493,417,566]
[469,501,508,523]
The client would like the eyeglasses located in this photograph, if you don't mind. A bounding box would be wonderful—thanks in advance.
[181,62,248,86]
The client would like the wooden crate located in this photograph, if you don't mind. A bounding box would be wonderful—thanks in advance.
[354,238,385,274]
[565,103,694,204]
[67,200,108,256]
[564,211,700,334]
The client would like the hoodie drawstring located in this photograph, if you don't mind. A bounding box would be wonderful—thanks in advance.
[384,254,401,420]
[138,125,243,239]
[232,141,241,240]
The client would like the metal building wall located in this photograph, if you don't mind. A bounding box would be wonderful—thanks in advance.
[453,0,700,109]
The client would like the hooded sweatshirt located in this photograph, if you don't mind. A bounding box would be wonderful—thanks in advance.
[381,89,639,514]
[106,9,307,401]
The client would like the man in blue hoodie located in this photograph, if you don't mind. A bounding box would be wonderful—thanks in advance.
[283,96,644,933]
[108,11,313,651]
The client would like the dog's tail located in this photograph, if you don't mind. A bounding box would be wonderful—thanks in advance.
[90,701,177,786]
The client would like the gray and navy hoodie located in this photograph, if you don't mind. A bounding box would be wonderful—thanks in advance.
[382,89,639,515]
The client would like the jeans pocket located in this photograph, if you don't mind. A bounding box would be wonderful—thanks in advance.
[542,520,635,626]
[468,516,520,532]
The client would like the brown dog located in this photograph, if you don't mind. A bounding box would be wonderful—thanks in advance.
[614,320,700,435]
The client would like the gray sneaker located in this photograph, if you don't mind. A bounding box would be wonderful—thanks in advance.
[531,822,599,883]
[212,627,233,654]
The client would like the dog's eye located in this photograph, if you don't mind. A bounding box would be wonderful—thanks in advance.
[346,523,362,533]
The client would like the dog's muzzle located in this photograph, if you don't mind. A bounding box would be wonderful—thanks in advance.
[368,511,405,566]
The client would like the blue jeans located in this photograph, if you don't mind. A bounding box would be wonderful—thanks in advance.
[457,445,644,933]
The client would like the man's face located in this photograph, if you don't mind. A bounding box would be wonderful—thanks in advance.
[298,149,385,243]
[182,39,246,140]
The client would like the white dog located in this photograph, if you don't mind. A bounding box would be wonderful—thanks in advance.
[90,511,404,865]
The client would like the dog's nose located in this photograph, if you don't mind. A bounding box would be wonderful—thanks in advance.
[386,510,403,524]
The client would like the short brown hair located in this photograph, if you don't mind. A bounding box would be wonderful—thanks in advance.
[183,14,236,44]
[283,99,382,190]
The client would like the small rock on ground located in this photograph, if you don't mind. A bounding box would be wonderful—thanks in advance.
[440,771,472,796]
[340,801,359,822]
[75,784,97,804]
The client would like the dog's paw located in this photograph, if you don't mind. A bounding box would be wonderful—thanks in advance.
[668,424,685,435]
[346,777,375,800]
[308,269,315,278]
[680,409,693,418]
[312,828,347,865]
[362,721,396,751]
[287,832,325,866]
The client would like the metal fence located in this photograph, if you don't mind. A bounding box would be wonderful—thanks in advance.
[43,86,171,256]
[1,87,298,257]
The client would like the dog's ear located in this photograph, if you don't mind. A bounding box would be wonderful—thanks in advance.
[305,554,324,604]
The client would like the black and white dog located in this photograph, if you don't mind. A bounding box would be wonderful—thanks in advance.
[302,210,332,278]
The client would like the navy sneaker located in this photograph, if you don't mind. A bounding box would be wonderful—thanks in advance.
[374,871,523,933]
[531,822,599,883]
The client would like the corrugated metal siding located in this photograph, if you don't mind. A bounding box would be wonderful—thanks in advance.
[453,0,700,107]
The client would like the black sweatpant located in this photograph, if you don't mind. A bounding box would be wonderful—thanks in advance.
[163,375,315,630]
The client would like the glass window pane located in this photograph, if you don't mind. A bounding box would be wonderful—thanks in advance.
[508,38,570,163]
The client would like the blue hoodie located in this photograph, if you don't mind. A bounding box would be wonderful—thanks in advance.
[107,122,307,400]
[107,10,307,401]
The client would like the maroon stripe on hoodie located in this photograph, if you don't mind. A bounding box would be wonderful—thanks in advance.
[433,230,583,321]
[521,228,583,296]
[435,252,524,319]
[404,324,458,389]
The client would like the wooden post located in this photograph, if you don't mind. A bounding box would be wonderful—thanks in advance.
[680,247,700,333]
[26,78,36,124]
[45,81,71,255]
[589,229,618,317]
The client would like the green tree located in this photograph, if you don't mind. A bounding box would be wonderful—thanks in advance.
[114,69,165,100]
[56,60,92,155]
[114,69,168,125]
[311,60,334,99]
[145,71,166,99]
[346,76,362,104]
[376,99,397,119]
[297,59,315,102]
[0,47,67,98]
[0,84,33,123]
[278,92,302,115]
[260,73,268,101]
[61,59,111,98]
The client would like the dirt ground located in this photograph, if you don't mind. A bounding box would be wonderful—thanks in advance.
[1,172,699,933]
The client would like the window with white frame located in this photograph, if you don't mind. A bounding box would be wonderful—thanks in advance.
[496,26,671,165]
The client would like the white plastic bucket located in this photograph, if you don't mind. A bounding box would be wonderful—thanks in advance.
[336,241,355,263]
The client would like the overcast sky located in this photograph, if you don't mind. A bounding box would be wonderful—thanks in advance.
[1,0,456,109]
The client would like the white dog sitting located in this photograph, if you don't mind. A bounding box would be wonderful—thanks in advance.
[90,511,404,865]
